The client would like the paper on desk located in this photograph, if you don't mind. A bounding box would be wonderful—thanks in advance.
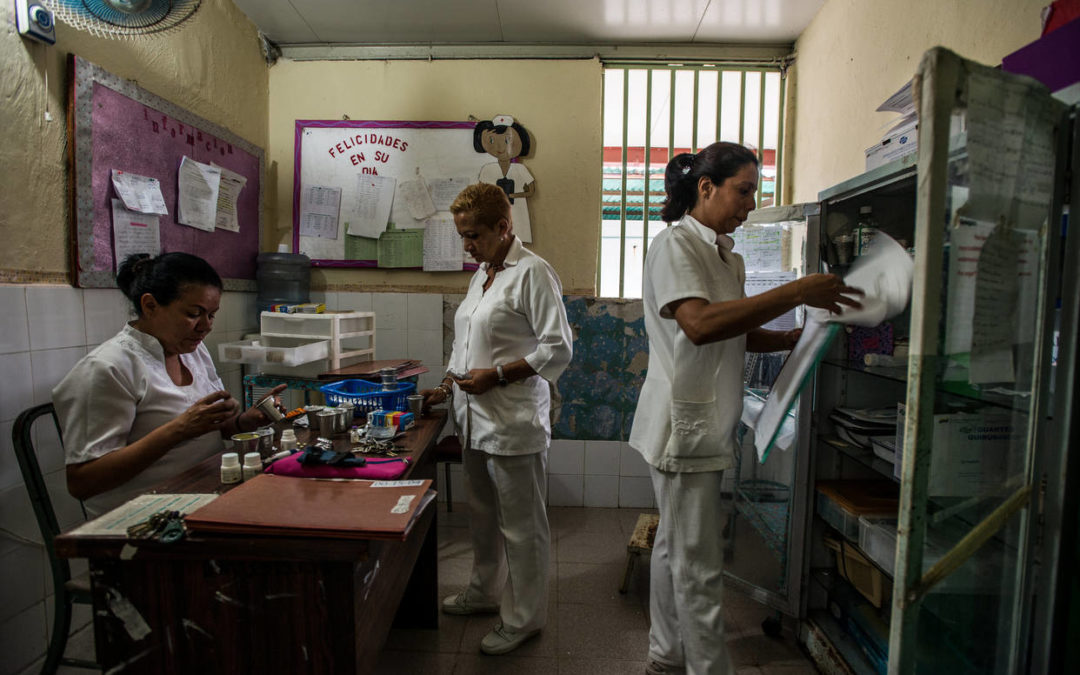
[428,177,470,211]
[212,164,247,233]
[299,185,342,239]
[111,170,168,215]
[68,493,218,536]
[112,199,161,271]
[177,156,221,232]
[831,231,913,327]
[398,178,438,221]
[348,175,396,237]
[423,214,464,271]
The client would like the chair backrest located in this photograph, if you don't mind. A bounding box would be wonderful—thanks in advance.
[12,403,67,566]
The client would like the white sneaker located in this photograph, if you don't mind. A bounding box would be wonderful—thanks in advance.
[441,593,499,616]
[479,623,541,655]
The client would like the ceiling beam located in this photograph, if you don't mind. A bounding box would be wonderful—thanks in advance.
[277,42,793,63]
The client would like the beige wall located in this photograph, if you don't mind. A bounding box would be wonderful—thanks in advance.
[268,58,603,296]
[790,0,1046,202]
[0,0,268,282]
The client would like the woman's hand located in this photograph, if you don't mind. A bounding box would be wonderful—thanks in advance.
[420,386,450,411]
[798,274,864,314]
[173,390,236,439]
[781,328,802,350]
[452,369,499,396]
[241,383,288,428]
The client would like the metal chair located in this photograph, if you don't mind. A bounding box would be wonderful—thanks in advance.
[12,403,98,673]
[433,435,463,511]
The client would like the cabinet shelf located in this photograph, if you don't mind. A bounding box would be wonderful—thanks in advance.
[820,435,899,483]
[820,358,1029,413]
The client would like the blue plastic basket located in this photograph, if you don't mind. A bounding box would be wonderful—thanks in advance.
[319,379,417,414]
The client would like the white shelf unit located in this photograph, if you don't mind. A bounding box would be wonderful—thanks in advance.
[258,311,376,372]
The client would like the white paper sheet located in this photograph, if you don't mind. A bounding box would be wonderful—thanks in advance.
[211,164,246,233]
[67,493,218,536]
[398,178,438,221]
[966,70,1059,224]
[177,156,222,232]
[832,231,914,327]
[422,214,464,271]
[745,271,798,331]
[111,199,161,271]
[428,177,471,211]
[753,311,838,461]
[348,175,397,237]
[299,185,342,239]
[732,226,784,272]
[111,169,168,215]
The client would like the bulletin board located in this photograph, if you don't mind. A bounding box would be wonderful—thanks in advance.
[71,57,264,289]
[293,120,490,269]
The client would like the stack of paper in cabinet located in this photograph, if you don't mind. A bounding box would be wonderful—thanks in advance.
[184,474,435,541]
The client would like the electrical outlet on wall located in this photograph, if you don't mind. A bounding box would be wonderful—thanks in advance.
[15,0,56,45]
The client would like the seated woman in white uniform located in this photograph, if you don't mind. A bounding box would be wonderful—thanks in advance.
[53,253,284,516]
[421,183,572,655]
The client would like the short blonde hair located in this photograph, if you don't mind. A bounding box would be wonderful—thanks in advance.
[450,183,510,228]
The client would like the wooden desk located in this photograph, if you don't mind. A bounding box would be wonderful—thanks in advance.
[55,411,447,675]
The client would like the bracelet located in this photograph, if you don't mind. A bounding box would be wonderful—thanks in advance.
[435,383,453,398]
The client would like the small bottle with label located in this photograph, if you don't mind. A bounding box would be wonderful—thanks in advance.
[854,206,878,257]
[220,452,242,485]
[242,452,263,481]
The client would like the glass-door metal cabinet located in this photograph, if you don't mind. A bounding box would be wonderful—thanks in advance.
[799,47,1077,675]
[723,203,818,625]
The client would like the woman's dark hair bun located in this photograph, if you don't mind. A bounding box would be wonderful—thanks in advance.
[115,252,222,317]
[659,142,759,222]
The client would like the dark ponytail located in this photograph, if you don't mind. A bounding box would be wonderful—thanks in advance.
[116,252,222,317]
[659,142,759,222]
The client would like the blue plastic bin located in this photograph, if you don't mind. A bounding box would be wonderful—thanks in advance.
[319,379,416,415]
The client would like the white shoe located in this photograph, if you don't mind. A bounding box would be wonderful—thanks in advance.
[479,623,541,655]
[441,593,499,616]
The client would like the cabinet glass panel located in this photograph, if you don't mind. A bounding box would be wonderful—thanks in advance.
[724,205,812,612]
[891,48,1067,674]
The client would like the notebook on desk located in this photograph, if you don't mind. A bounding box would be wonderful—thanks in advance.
[184,474,434,541]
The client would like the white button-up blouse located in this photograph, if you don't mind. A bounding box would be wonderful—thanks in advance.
[52,324,226,515]
[449,237,573,455]
[629,215,747,473]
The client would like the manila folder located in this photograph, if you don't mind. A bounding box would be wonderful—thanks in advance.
[184,474,433,541]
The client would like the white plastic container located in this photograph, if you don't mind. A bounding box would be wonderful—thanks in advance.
[217,336,329,368]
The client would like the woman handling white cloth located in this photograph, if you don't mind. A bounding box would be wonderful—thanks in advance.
[53,253,285,516]
[420,183,572,655]
[629,142,863,675]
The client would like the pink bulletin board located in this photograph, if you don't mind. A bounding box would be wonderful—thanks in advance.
[71,57,264,289]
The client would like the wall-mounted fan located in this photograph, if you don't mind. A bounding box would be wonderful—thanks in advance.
[44,0,202,38]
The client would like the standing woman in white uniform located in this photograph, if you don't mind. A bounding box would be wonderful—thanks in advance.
[420,183,572,655]
[629,142,862,675]
[53,253,285,516]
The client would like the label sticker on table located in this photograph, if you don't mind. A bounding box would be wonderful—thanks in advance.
[391,495,416,514]
[372,480,425,488]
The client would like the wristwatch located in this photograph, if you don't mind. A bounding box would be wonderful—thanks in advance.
[496,364,508,387]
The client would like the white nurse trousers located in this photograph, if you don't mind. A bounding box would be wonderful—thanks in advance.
[462,447,550,633]
[648,466,734,675]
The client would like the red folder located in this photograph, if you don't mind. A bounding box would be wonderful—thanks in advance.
[184,474,433,541]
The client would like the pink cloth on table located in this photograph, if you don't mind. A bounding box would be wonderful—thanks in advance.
[264,452,411,480]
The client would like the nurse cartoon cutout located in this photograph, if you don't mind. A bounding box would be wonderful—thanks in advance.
[474,114,535,242]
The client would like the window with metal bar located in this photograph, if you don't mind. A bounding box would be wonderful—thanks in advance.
[599,63,786,298]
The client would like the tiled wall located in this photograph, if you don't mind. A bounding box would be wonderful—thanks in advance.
[0,284,656,673]
[0,285,260,675]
